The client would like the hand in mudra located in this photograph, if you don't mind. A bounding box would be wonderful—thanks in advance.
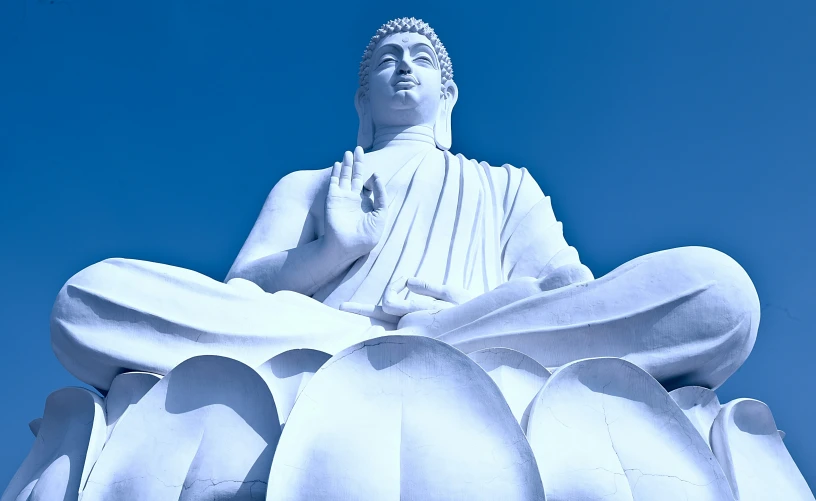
[338,277,477,324]
[382,277,477,316]
[324,146,388,260]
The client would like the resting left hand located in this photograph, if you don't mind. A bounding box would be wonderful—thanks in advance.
[381,277,476,316]
[339,277,477,321]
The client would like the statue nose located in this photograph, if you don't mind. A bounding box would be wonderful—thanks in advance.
[397,59,412,74]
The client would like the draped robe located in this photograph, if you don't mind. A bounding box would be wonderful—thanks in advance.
[312,148,583,316]
[51,147,758,391]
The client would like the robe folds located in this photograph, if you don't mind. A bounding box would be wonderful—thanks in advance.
[313,148,583,310]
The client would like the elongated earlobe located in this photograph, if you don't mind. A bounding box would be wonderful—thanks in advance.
[434,80,458,151]
[355,88,374,150]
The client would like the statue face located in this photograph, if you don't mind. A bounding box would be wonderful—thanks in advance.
[367,32,443,128]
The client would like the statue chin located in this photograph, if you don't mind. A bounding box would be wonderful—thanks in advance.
[369,92,438,126]
[393,89,420,107]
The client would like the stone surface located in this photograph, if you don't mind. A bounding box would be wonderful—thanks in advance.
[25,455,70,501]
[711,398,814,501]
[267,335,546,501]
[81,356,279,501]
[526,357,733,500]
[104,371,161,440]
[1,388,105,501]
[255,349,331,426]
[467,347,550,431]
[669,385,722,448]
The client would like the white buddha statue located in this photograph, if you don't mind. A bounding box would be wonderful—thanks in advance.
[51,18,759,393]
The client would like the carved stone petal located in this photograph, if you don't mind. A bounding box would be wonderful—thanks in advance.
[255,349,331,426]
[267,335,546,501]
[669,386,722,448]
[711,398,815,501]
[526,357,733,501]
[468,347,551,431]
[81,355,280,501]
[104,371,161,440]
[1,388,106,501]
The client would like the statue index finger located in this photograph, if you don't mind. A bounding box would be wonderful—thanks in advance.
[351,146,365,192]
[330,162,341,186]
[406,277,452,302]
[339,150,353,189]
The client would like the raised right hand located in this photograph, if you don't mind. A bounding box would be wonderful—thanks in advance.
[323,146,388,260]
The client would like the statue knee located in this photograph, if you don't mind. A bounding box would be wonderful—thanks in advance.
[672,246,759,322]
[623,247,760,389]
[50,259,130,389]
[52,259,115,333]
[665,246,760,385]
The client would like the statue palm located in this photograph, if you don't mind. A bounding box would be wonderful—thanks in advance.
[323,147,388,261]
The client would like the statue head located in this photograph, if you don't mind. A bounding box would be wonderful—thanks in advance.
[356,18,458,151]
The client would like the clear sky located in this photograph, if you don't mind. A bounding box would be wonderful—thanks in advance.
[1,0,814,491]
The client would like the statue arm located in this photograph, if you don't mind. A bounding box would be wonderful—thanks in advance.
[226,170,356,296]
[500,177,593,287]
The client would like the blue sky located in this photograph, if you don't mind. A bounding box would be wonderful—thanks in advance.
[1,0,814,490]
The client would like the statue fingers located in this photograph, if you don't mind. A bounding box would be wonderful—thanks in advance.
[339,150,353,189]
[351,146,365,192]
[385,276,408,297]
[385,294,453,316]
[382,279,413,316]
[330,161,341,186]
[406,277,453,302]
[405,278,473,304]
[381,297,415,317]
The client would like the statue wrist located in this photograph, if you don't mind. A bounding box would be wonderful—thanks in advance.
[316,236,367,265]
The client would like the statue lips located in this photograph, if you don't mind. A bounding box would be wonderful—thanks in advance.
[394,77,418,90]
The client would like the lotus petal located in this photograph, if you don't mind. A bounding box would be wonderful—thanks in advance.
[468,347,550,431]
[1,388,105,501]
[711,398,814,501]
[526,357,732,501]
[669,385,721,448]
[104,371,160,440]
[26,455,70,501]
[255,349,331,426]
[81,355,279,501]
[267,335,545,501]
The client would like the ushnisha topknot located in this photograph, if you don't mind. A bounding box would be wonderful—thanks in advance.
[358,17,453,95]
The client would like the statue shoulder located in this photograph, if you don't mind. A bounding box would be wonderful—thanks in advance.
[450,152,527,174]
[267,168,330,206]
[449,153,544,195]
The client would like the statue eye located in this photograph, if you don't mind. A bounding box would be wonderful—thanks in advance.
[378,56,397,67]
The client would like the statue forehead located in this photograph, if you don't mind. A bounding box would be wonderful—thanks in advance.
[374,32,436,53]
[358,18,454,88]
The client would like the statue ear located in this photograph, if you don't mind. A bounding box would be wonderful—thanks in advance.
[355,87,374,150]
[434,80,458,151]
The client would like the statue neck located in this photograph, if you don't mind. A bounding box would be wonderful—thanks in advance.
[371,125,436,151]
